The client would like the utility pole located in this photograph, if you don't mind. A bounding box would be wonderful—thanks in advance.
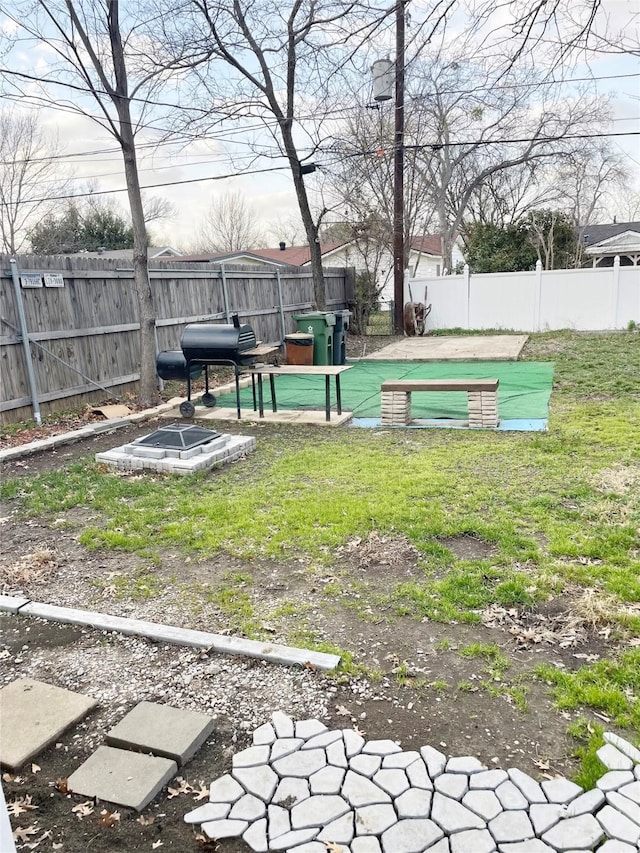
[393,0,405,335]
[371,1,405,334]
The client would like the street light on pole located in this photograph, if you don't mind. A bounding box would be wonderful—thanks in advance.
[371,0,406,335]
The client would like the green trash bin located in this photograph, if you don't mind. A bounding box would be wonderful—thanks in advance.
[293,312,336,365]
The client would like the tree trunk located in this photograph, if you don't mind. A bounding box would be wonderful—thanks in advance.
[117,106,158,407]
[281,123,326,310]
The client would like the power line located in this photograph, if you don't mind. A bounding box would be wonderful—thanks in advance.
[2,164,291,208]
[2,65,638,167]
[4,128,639,209]
[4,64,637,112]
[321,129,640,163]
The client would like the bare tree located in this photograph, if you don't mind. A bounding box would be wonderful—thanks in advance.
[266,213,306,248]
[197,191,264,252]
[0,109,73,254]
[143,195,177,225]
[468,0,638,72]
[0,1,180,405]
[324,104,437,268]
[410,57,606,270]
[157,0,392,309]
[464,162,562,229]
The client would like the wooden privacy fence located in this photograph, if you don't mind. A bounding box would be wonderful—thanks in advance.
[0,254,354,424]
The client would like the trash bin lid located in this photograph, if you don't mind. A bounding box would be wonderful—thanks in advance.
[293,311,336,325]
[285,332,314,342]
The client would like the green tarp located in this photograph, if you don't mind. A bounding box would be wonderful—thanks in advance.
[216,360,554,420]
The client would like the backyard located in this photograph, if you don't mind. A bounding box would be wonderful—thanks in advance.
[0,330,639,852]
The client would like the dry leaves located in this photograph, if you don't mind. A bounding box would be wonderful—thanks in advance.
[100,809,121,827]
[71,801,94,819]
[0,548,58,587]
[192,785,209,802]
[335,705,350,716]
[7,795,37,817]
[137,815,156,826]
[482,603,588,648]
[195,835,218,850]
[151,841,163,849]
[166,776,193,799]
[31,763,41,774]
[13,825,39,843]
[336,530,419,569]
[55,778,69,794]
[324,843,343,852]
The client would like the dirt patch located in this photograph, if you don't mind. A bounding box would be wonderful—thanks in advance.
[437,534,498,560]
[0,419,631,852]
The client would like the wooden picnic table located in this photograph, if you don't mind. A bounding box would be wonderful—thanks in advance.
[246,364,353,422]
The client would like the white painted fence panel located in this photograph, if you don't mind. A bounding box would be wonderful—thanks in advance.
[469,270,537,331]
[408,259,639,332]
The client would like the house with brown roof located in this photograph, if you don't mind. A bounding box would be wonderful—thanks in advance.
[173,236,465,302]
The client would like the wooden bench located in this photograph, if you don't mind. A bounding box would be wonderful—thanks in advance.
[380,379,499,428]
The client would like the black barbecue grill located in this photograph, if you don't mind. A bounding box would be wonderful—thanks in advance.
[156,314,278,418]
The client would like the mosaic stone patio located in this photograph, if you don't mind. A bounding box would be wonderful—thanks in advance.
[184,713,640,852]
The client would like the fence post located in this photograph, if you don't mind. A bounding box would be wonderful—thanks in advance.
[533,259,543,331]
[464,264,470,329]
[610,255,621,329]
[153,324,164,392]
[9,258,42,425]
[274,269,286,343]
[220,264,231,322]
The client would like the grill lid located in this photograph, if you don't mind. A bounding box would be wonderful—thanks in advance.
[180,321,257,362]
[135,423,221,450]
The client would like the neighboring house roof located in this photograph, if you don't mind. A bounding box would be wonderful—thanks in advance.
[149,246,182,257]
[250,243,346,266]
[408,235,443,255]
[172,243,348,267]
[63,246,181,260]
[585,230,640,256]
[169,251,278,265]
[169,235,459,268]
[579,222,640,247]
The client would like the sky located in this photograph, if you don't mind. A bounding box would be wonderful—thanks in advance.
[1,0,639,251]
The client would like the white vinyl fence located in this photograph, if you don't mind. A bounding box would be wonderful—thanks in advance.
[407,258,640,332]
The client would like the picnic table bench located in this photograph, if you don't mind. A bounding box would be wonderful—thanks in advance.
[380,378,499,428]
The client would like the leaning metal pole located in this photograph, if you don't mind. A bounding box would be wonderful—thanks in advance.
[393,0,406,335]
[9,258,42,424]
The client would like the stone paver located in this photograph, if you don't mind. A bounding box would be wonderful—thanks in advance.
[105,700,214,766]
[604,732,640,765]
[597,743,634,771]
[186,714,640,852]
[450,828,496,852]
[0,678,97,770]
[542,813,605,850]
[596,770,634,792]
[67,745,176,811]
[595,805,640,845]
[508,768,547,804]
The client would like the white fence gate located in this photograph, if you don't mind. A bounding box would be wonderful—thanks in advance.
[407,258,640,332]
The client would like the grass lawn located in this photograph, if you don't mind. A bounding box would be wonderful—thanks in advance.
[2,330,639,779]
